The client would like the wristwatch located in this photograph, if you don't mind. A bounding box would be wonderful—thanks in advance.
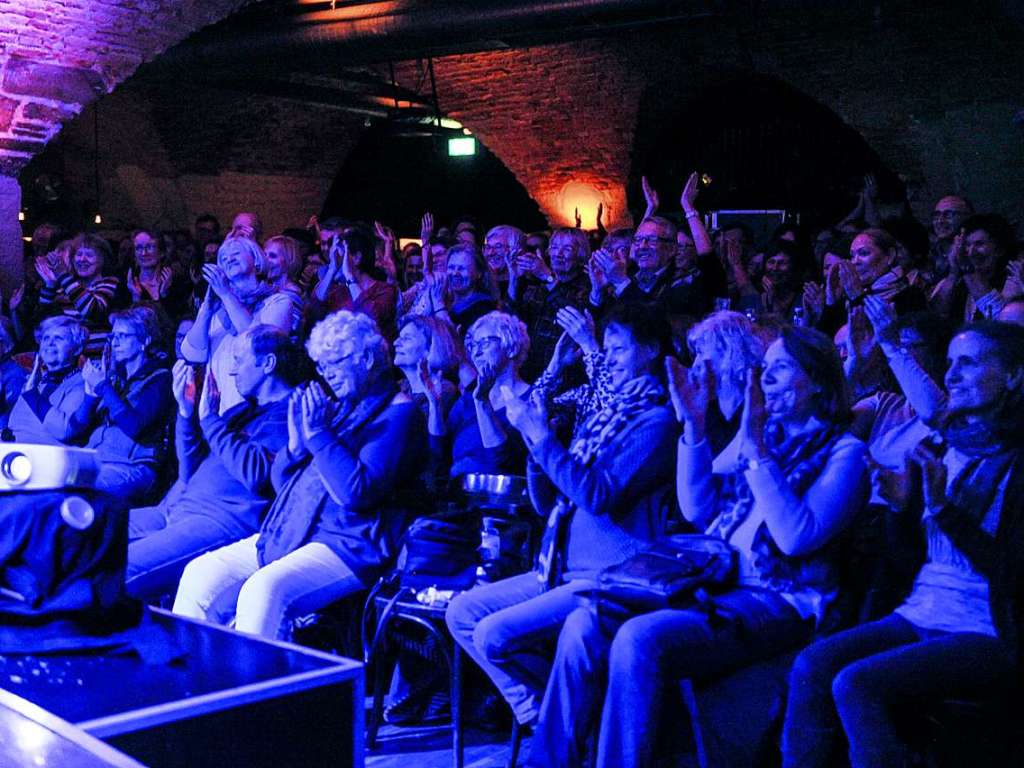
[739,454,769,472]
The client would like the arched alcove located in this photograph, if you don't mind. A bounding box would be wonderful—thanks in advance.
[322,119,548,235]
[630,74,900,232]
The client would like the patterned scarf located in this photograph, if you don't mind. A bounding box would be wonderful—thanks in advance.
[538,374,665,588]
[568,374,665,466]
[868,268,909,304]
[706,421,846,595]
[217,282,274,335]
[708,421,844,542]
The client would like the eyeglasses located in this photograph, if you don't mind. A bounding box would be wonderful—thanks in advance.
[135,243,159,253]
[316,349,358,374]
[110,332,140,342]
[465,335,503,354]
[632,235,674,247]
[932,210,966,221]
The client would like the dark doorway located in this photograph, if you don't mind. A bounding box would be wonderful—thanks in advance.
[322,120,548,236]
[630,74,900,232]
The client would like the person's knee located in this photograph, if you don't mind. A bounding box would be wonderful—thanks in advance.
[174,553,218,614]
[609,615,664,677]
[445,590,476,638]
[832,660,876,712]
[790,641,836,693]
[236,567,285,624]
[559,607,600,653]
[473,611,516,663]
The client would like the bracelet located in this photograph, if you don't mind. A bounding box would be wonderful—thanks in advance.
[685,211,700,219]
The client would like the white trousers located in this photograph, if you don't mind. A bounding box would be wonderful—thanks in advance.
[173,534,362,640]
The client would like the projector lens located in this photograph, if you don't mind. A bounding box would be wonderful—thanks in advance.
[1,453,32,485]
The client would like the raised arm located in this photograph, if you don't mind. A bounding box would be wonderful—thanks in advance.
[681,172,713,256]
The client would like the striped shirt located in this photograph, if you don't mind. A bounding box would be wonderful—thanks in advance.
[38,274,121,357]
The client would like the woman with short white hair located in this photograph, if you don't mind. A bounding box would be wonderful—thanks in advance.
[424,310,531,482]
[5,316,88,444]
[174,310,427,640]
[181,236,298,413]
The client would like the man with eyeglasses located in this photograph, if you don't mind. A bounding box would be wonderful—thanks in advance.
[508,227,591,379]
[589,216,686,316]
[929,195,973,279]
[484,225,525,305]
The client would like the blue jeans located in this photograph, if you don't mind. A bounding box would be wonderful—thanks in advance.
[126,504,254,600]
[445,572,596,725]
[782,613,1016,768]
[528,587,811,768]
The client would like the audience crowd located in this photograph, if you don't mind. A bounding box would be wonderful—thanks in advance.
[3,170,1024,767]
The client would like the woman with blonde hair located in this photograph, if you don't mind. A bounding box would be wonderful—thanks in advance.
[181,236,298,413]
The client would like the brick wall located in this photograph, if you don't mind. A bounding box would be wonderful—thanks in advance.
[6,1,1024,244]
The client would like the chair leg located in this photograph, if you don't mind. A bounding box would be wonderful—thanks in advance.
[452,642,463,768]
[366,631,392,749]
[508,719,522,768]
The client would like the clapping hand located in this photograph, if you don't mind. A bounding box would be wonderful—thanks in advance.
[300,382,334,441]
[948,229,966,276]
[473,362,497,403]
[339,239,355,283]
[665,357,714,440]
[587,252,608,294]
[81,350,109,396]
[23,354,43,394]
[417,359,445,406]
[546,331,582,374]
[202,264,233,301]
[907,436,948,515]
[846,305,874,362]
[9,284,25,313]
[680,171,700,212]
[803,281,825,320]
[126,268,144,302]
[836,260,864,301]
[642,175,659,220]
[171,360,196,417]
[157,266,173,298]
[1004,260,1024,297]
[425,272,449,312]
[863,294,898,345]
[555,306,599,354]
[502,385,550,444]
[420,212,435,247]
[287,389,304,454]
[35,256,58,287]
[198,370,220,421]
[594,246,628,285]
[736,367,768,465]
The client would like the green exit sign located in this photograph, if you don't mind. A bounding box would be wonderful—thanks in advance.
[448,137,476,157]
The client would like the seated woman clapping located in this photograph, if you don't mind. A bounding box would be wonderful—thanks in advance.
[427,311,532,485]
[65,306,175,505]
[173,310,427,640]
[525,326,868,768]
[782,320,1024,768]
[446,304,679,732]
[5,316,88,445]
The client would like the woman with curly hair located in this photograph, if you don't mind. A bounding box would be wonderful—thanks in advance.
[173,310,427,640]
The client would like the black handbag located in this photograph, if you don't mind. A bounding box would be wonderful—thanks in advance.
[584,534,737,629]
[398,512,480,591]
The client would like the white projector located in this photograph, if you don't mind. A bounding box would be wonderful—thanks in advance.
[0,443,101,492]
